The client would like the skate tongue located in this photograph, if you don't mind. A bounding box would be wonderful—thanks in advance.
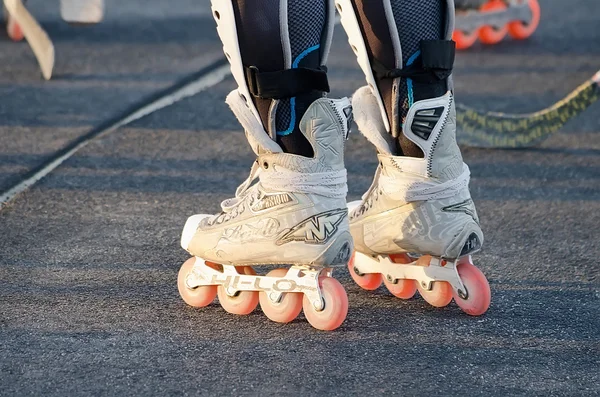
[352,86,394,155]
[226,90,283,156]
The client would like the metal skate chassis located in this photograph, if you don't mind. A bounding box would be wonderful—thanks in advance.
[456,0,533,33]
[184,257,330,311]
[352,252,470,300]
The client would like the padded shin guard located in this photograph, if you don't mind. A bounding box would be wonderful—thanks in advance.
[337,0,455,155]
[211,0,334,157]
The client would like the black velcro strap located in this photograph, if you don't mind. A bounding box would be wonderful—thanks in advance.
[372,40,455,83]
[245,66,330,99]
[420,40,455,73]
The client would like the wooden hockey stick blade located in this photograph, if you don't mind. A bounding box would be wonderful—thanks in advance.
[456,70,600,148]
[4,0,54,80]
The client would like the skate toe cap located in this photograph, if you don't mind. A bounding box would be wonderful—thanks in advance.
[181,214,211,250]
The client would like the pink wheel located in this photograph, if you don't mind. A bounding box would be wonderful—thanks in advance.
[259,268,303,323]
[303,277,348,331]
[383,277,417,299]
[6,16,24,42]
[478,0,508,45]
[413,255,453,307]
[453,29,479,50]
[508,0,540,40]
[177,257,218,308]
[383,253,417,299]
[347,252,382,291]
[217,266,259,315]
[417,280,453,307]
[452,257,491,316]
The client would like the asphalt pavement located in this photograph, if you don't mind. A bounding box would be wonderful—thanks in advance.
[1,0,599,395]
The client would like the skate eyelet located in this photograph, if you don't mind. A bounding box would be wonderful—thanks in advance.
[262,161,269,169]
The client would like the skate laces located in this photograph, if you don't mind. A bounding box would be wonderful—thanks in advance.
[220,160,347,214]
[215,89,347,221]
[379,162,471,202]
[353,162,471,215]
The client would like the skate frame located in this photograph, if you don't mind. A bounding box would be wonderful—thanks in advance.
[352,252,470,300]
[4,0,54,80]
[185,257,330,311]
[456,0,532,33]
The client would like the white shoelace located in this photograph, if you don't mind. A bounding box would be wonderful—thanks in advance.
[380,162,471,202]
[355,162,471,213]
[220,161,347,213]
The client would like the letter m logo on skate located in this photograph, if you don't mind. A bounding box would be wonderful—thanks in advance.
[276,209,347,245]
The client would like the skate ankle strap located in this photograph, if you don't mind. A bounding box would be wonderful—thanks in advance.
[245,66,330,99]
[372,40,455,83]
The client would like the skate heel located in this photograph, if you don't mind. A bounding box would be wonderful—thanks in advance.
[178,256,349,330]
[442,219,484,259]
[348,251,491,316]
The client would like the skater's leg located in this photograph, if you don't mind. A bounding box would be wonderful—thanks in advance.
[340,0,454,156]
[177,0,353,330]
[338,0,490,315]
[227,0,334,156]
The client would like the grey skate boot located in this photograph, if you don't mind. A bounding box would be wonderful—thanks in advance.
[347,86,491,316]
[177,89,354,331]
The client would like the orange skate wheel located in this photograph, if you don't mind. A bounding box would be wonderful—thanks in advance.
[6,16,24,42]
[452,258,491,316]
[508,0,540,40]
[383,253,417,299]
[303,277,348,331]
[177,257,218,308]
[453,30,479,50]
[347,252,382,291]
[383,277,417,299]
[259,268,303,324]
[217,266,259,315]
[417,280,453,307]
[478,0,508,45]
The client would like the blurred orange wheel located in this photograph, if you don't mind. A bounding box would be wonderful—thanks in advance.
[478,0,508,45]
[453,29,479,50]
[6,16,24,42]
[508,0,540,40]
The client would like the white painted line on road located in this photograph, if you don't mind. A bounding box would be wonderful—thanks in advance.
[0,62,231,208]
[1,17,348,209]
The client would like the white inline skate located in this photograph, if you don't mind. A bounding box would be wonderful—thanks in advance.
[178,90,354,331]
[336,0,491,316]
[178,0,353,331]
[346,86,491,316]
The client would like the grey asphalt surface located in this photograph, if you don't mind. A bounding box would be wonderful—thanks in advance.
[1,0,599,396]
